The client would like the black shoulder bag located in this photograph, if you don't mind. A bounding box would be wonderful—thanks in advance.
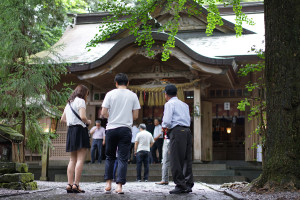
[68,102,89,127]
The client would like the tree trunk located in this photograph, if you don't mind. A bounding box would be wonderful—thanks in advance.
[254,0,300,191]
[20,94,26,163]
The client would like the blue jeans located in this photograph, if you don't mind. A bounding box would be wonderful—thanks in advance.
[113,159,118,180]
[91,139,103,163]
[104,127,131,185]
[136,150,150,181]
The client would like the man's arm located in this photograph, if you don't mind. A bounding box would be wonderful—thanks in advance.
[101,107,109,118]
[132,109,139,120]
[155,134,162,141]
[134,141,138,155]
[150,141,154,148]
[155,125,163,139]
[150,135,155,147]
[162,103,173,128]
[103,136,105,145]
[90,127,96,135]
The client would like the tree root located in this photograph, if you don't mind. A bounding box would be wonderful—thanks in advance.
[247,174,300,193]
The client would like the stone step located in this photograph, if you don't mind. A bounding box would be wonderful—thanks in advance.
[82,169,235,176]
[55,174,246,184]
[82,164,227,171]
[0,173,34,183]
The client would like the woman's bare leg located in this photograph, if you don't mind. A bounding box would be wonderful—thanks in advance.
[67,151,77,185]
[74,148,88,185]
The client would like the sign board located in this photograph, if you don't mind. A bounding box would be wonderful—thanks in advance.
[224,102,230,110]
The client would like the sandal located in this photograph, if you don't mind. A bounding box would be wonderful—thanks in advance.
[115,190,124,194]
[72,184,85,193]
[66,184,73,193]
[104,186,111,194]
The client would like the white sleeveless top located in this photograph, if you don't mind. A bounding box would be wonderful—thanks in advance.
[64,97,86,127]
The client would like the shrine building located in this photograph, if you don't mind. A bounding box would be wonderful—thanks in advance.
[32,1,265,163]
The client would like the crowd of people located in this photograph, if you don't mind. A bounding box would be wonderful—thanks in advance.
[60,73,193,194]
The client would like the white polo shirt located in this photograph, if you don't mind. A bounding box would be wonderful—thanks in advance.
[90,126,106,139]
[102,89,140,130]
[153,125,163,138]
[135,130,154,152]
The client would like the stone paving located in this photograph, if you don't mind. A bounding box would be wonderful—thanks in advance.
[0,181,234,200]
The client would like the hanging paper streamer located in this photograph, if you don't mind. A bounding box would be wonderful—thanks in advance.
[159,91,163,106]
[127,79,200,107]
[147,92,152,106]
[177,88,185,101]
[155,92,159,106]
[139,91,144,106]
[151,92,154,106]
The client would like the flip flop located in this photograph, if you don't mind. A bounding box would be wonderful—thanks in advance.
[115,190,124,194]
[104,188,111,194]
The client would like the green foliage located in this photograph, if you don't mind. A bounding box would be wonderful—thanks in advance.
[0,0,72,153]
[87,0,254,61]
[238,48,266,153]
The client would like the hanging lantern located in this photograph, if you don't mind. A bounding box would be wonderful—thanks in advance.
[226,127,232,134]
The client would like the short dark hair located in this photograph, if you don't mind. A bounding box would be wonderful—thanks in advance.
[114,73,129,86]
[164,84,177,97]
[154,118,160,123]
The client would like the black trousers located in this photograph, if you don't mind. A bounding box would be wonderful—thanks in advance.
[104,127,132,185]
[151,138,164,163]
[169,126,194,189]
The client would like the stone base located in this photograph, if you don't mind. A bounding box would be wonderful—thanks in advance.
[0,181,37,190]
[0,162,28,175]
[0,173,34,183]
[40,176,48,181]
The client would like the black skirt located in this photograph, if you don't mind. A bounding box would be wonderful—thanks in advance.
[66,125,90,152]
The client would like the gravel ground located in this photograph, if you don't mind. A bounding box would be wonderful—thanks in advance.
[1,181,299,199]
[0,181,232,200]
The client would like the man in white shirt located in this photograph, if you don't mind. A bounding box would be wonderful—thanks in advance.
[134,124,154,182]
[101,73,140,194]
[151,118,164,163]
[129,124,139,164]
[90,120,106,164]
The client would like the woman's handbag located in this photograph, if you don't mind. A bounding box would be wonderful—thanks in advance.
[68,103,89,128]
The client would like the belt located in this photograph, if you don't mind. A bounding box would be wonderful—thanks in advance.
[174,125,190,129]
[168,125,190,133]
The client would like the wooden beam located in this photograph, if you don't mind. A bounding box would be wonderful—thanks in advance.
[127,71,192,80]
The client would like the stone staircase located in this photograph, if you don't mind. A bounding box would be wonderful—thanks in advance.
[55,163,246,184]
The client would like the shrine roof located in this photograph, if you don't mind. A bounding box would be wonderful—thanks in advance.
[34,5,265,71]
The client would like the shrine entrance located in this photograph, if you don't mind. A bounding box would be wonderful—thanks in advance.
[212,102,245,160]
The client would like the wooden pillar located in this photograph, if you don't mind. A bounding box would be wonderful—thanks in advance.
[40,139,49,181]
[11,143,20,162]
[245,105,259,161]
[193,87,202,162]
[201,101,213,161]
